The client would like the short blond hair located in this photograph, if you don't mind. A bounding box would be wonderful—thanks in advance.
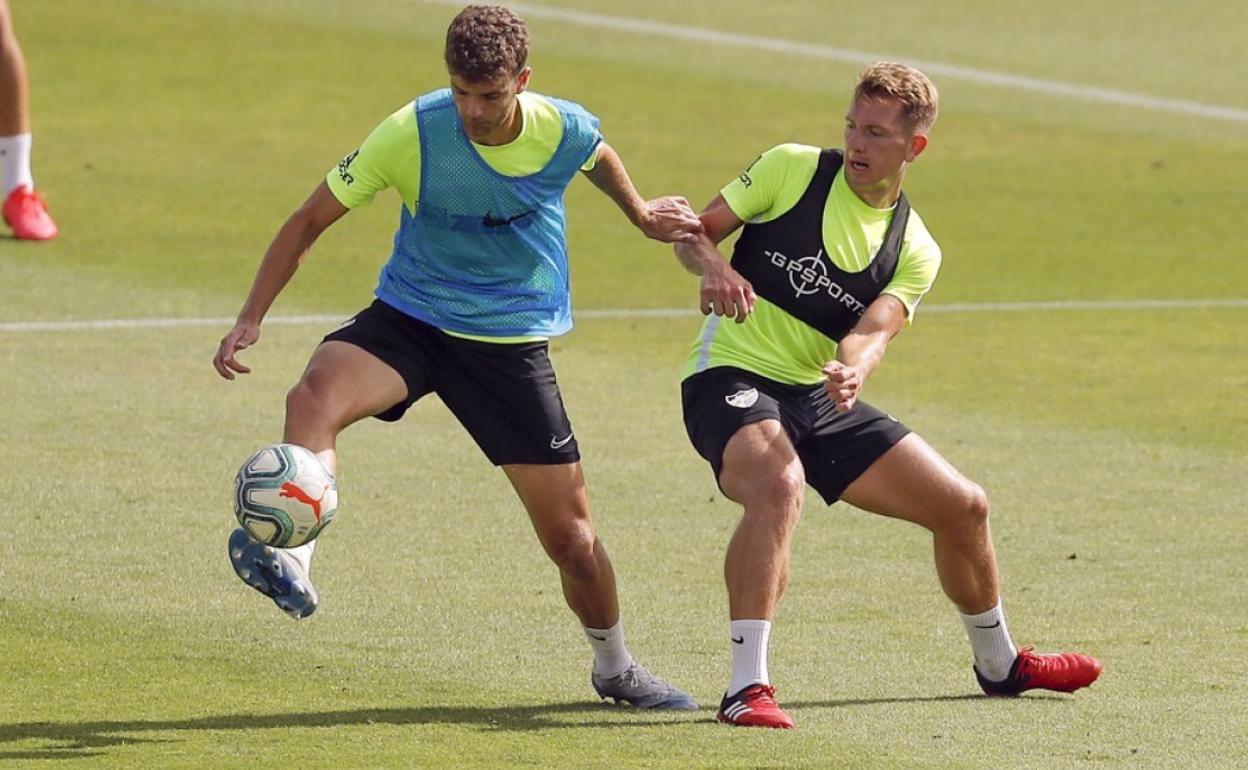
[854,62,939,133]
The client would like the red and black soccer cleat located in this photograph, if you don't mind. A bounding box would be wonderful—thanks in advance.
[3,185,58,240]
[717,684,795,729]
[976,646,1102,696]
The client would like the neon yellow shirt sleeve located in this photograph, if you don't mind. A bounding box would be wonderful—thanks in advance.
[720,143,819,224]
[325,103,421,212]
[882,210,942,319]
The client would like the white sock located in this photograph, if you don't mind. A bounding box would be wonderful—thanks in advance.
[286,539,316,574]
[727,619,771,696]
[961,600,1018,681]
[585,620,633,678]
[0,133,33,195]
[287,448,331,574]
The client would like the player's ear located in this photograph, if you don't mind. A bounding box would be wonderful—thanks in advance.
[906,133,928,162]
[514,66,532,93]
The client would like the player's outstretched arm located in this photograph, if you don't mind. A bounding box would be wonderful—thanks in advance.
[213,182,348,380]
[673,195,755,323]
[582,142,702,243]
[822,294,907,411]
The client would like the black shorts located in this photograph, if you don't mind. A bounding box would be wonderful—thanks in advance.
[681,366,911,503]
[323,299,578,466]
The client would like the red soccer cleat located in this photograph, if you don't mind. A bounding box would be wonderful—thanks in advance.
[717,684,795,729]
[976,646,1102,696]
[3,184,58,241]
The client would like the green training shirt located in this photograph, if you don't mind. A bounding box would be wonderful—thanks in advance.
[683,143,942,384]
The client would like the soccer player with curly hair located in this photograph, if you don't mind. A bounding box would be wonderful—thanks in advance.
[214,5,699,710]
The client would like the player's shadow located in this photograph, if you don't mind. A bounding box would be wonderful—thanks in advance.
[0,693,1037,760]
[0,702,682,760]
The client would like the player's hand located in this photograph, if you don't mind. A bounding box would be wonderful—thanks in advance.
[700,259,756,323]
[822,361,860,412]
[213,321,261,380]
[637,196,704,243]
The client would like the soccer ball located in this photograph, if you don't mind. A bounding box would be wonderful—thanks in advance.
[233,443,338,548]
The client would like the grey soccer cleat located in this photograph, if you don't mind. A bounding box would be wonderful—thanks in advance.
[591,662,698,710]
[228,528,318,619]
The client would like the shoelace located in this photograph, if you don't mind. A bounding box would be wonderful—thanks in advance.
[617,664,671,693]
[13,189,50,217]
[1020,646,1092,688]
[617,665,642,688]
[1014,646,1049,677]
[743,684,778,704]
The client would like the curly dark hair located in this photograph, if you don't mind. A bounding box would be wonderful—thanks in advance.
[444,5,529,81]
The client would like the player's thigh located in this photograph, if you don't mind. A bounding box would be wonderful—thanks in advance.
[840,433,984,530]
[501,459,609,566]
[681,366,804,504]
[289,340,410,428]
[503,462,596,556]
[719,419,804,507]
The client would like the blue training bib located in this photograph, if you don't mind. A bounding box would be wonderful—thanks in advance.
[374,89,601,337]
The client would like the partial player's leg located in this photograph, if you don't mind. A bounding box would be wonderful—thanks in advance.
[0,0,56,240]
[841,433,1101,695]
[719,420,806,622]
[504,462,696,710]
[503,462,618,628]
[283,340,410,474]
[431,333,694,709]
[681,368,804,728]
[842,433,998,613]
[713,419,801,728]
[0,0,30,137]
[231,337,412,620]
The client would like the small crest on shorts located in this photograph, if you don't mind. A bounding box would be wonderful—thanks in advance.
[725,388,759,409]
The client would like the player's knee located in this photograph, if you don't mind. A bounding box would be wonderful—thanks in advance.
[541,522,598,577]
[929,481,989,537]
[740,463,805,530]
[768,462,806,509]
[285,379,341,433]
[960,482,991,529]
[285,381,320,422]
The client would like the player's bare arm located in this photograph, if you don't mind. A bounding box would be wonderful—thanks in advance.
[213,182,349,380]
[822,293,907,412]
[582,142,702,243]
[673,194,756,323]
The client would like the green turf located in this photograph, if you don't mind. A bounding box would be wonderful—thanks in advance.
[3,1,1246,767]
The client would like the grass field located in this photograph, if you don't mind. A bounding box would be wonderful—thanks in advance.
[2,1,1246,767]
